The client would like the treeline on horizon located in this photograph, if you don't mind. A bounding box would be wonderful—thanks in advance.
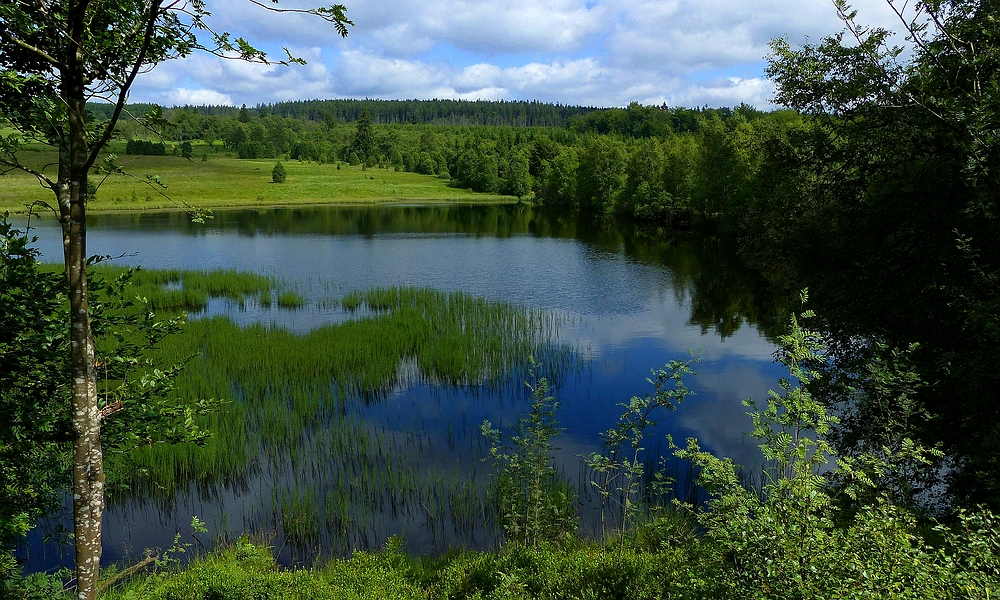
[87,97,739,129]
[100,98,784,226]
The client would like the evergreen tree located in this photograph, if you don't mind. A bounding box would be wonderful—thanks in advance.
[350,107,377,162]
[272,161,287,183]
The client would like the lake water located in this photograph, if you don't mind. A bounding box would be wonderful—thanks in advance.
[18,204,789,569]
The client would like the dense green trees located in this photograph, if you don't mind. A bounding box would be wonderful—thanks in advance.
[737,0,1000,510]
[124,140,167,156]
[95,98,799,219]
[90,96,810,223]
[183,97,599,127]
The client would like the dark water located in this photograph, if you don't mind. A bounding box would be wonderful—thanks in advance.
[18,204,790,569]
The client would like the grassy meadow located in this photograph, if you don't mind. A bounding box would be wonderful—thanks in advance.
[0,140,511,212]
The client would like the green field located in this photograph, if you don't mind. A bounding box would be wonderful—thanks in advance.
[0,141,512,212]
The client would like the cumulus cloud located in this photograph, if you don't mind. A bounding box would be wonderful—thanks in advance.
[132,49,333,105]
[604,0,912,74]
[127,0,916,108]
[663,77,777,109]
[327,51,612,103]
[166,88,234,106]
[332,49,449,97]
[333,0,607,55]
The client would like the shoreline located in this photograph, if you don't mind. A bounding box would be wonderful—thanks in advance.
[2,195,525,216]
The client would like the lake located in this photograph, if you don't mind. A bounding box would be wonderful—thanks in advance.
[18,203,789,569]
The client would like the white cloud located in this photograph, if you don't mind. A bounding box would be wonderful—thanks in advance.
[126,0,918,108]
[200,0,606,55]
[333,50,451,97]
[452,63,504,90]
[132,49,334,105]
[167,88,234,106]
[416,0,606,54]
[606,0,911,74]
[664,77,777,109]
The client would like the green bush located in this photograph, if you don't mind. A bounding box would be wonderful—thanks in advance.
[125,139,166,155]
[272,161,287,184]
[675,292,1000,599]
[482,366,578,547]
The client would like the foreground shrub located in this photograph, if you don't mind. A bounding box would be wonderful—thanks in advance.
[103,538,424,600]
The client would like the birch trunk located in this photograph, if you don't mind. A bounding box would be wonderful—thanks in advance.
[60,19,104,599]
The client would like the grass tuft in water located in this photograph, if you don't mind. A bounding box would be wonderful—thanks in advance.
[105,274,576,556]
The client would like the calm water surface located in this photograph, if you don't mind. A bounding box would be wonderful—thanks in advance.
[20,204,789,568]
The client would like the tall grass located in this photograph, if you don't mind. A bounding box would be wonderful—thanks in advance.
[45,264,304,311]
[103,274,575,556]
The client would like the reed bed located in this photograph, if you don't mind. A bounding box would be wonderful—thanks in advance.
[103,274,576,556]
[49,264,305,312]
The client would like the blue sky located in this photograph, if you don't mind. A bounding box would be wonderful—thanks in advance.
[130,0,908,109]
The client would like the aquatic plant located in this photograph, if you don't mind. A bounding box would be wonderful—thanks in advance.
[102,273,573,556]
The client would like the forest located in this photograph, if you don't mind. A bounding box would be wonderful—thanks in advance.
[110,98,783,221]
[4,0,1000,598]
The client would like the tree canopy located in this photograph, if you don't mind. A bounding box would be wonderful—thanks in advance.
[756,0,1000,509]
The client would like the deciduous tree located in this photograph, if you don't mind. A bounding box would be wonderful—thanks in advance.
[0,2,351,598]
[762,0,1000,508]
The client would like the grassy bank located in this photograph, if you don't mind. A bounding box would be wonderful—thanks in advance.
[0,142,511,213]
[100,534,695,600]
[96,506,1000,600]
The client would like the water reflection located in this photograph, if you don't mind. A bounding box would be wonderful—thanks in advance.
[20,204,791,569]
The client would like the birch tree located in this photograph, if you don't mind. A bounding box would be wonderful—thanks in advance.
[0,2,351,598]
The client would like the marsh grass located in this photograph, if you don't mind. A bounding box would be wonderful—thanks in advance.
[98,269,572,555]
[276,290,305,309]
[44,264,298,312]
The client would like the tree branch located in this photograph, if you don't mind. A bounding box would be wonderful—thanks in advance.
[0,155,56,189]
[0,30,63,68]
[86,0,164,170]
[96,553,157,594]
[244,0,353,35]
[99,399,124,420]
